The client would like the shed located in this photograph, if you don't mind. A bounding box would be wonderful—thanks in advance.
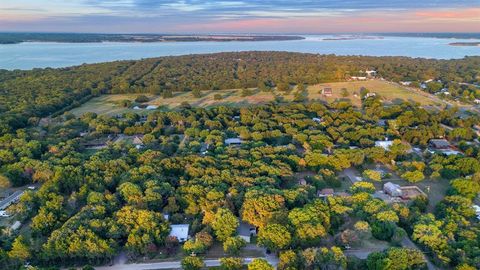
[225,138,244,146]
[384,182,402,197]
[429,139,450,149]
[10,221,21,231]
[169,224,189,242]
[322,88,333,97]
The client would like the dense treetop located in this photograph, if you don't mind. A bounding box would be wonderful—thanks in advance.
[1,51,480,134]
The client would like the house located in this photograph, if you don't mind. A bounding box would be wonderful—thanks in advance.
[225,138,244,146]
[312,117,322,123]
[365,70,377,77]
[132,136,144,149]
[322,88,333,97]
[318,188,334,198]
[146,105,158,110]
[384,182,402,197]
[169,224,190,242]
[10,221,21,231]
[474,99,480,104]
[298,179,307,186]
[0,210,10,217]
[375,140,394,150]
[429,139,451,149]
[473,205,480,221]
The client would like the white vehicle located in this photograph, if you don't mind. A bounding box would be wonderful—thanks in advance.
[0,210,11,217]
[27,186,36,190]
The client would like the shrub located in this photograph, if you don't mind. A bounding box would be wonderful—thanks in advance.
[135,95,149,103]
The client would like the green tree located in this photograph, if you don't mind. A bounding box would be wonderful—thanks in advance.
[258,224,292,252]
[211,209,239,241]
[8,236,30,262]
[248,258,274,270]
[223,236,246,255]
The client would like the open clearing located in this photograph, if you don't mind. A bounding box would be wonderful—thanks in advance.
[70,80,444,116]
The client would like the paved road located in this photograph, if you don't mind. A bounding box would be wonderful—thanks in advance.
[0,190,24,210]
[95,257,273,270]
[342,167,361,184]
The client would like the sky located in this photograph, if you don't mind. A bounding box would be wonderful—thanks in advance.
[0,0,480,33]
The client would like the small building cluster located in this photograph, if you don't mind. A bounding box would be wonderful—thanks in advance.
[383,182,427,201]
[428,139,462,156]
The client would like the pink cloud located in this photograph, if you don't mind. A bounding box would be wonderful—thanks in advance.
[174,7,480,33]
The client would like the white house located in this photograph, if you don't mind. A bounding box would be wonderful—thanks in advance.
[225,138,244,146]
[146,105,158,110]
[365,70,377,77]
[473,205,480,220]
[169,224,190,242]
[375,140,394,150]
[384,182,402,197]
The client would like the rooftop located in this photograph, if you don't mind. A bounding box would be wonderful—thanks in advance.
[169,224,189,242]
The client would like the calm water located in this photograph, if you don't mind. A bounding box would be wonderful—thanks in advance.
[1,35,479,70]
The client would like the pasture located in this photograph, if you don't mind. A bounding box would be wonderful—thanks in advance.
[69,80,443,116]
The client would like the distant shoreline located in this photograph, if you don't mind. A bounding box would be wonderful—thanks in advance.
[449,42,480,47]
[0,34,305,44]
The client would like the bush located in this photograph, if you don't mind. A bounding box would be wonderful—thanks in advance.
[350,181,375,194]
[220,257,243,270]
[241,88,254,97]
[362,170,382,181]
[182,256,205,270]
[135,95,149,103]
[214,93,223,100]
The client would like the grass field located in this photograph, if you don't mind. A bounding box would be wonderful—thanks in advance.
[70,80,444,116]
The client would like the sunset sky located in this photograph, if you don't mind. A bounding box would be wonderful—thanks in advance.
[1,0,479,33]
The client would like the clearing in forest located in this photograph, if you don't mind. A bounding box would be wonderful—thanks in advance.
[69,80,443,116]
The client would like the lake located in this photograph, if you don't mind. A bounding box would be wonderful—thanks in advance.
[1,35,479,70]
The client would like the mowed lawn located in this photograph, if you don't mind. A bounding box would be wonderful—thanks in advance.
[308,80,442,107]
[70,80,442,116]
